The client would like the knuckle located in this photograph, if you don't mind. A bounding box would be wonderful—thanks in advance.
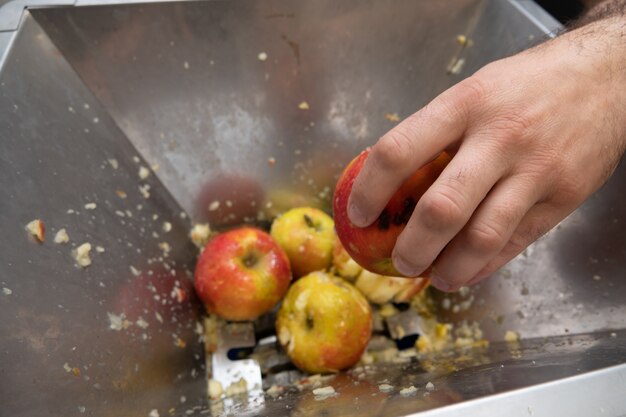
[465,221,507,254]
[374,128,414,169]
[419,187,465,231]
[455,76,490,106]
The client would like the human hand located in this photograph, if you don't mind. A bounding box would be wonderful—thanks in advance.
[347,15,626,292]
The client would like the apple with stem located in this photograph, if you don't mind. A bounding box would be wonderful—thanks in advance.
[270,207,335,278]
[276,271,372,374]
[194,227,291,321]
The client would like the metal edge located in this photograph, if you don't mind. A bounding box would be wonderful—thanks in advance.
[506,0,563,38]
[409,363,626,417]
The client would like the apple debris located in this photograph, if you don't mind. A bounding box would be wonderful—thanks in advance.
[312,386,336,399]
[504,330,520,343]
[225,378,248,397]
[400,385,418,396]
[2,287,12,296]
[25,219,45,242]
[384,113,400,122]
[107,312,131,331]
[107,158,119,169]
[266,385,285,398]
[54,228,70,244]
[354,270,429,305]
[84,203,96,210]
[425,382,435,391]
[138,166,150,180]
[257,52,268,61]
[190,223,211,248]
[208,379,224,400]
[73,243,92,267]
[378,383,394,393]
[298,101,310,110]
[162,222,172,233]
[148,410,159,417]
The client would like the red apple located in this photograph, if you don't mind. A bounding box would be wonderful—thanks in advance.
[276,271,372,374]
[333,149,451,276]
[194,227,291,321]
[270,207,335,278]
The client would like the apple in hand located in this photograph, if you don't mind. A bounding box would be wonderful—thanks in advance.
[194,227,291,321]
[333,149,451,276]
[270,207,335,278]
[276,271,372,374]
[354,270,429,305]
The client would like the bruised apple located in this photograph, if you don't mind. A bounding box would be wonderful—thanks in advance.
[194,227,291,321]
[270,207,335,278]
[276,271,372,374]
[333,149,451,276]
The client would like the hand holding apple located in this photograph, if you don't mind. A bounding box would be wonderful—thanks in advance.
[270,207,335,278]
[194,227,291,321]
[276,271,372,374]
[333,149,450,276]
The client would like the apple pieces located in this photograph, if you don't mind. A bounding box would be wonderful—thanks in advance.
[194,227,292,321]
[333,149,451,276]
[270,207,335,278]
[355,271,429,305]
[331,233,363,281]
[276,271,372,374]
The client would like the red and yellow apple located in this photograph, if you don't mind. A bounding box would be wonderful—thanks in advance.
[275,271,372,374]
[354,270,429,305]
[333,149,451,276]
[194,227,291,321]
[270,207,335,278]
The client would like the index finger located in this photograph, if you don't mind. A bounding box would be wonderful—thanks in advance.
[347,80,484,227]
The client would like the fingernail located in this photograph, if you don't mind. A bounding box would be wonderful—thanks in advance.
[393,255,420,277]
[430,274,452,292]
[348,202,367,227]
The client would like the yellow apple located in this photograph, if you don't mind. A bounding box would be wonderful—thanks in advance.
[276,271,372,374]
[270,207,335,278]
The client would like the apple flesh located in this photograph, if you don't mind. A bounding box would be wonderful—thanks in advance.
[331,233,363,281]
[354,270,429,305]
[333,149,451,276]
[276,271,372,374]
[194,227,291,321]
[270,207,335,278]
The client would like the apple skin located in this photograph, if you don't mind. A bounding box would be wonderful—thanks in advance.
[270,207,335,278]
[333,149,451,276]
[276,271,372,374]
[194,227,291,321]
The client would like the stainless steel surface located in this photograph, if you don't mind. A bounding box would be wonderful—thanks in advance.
[1,0,625,416]
[33,0,554,228]
[0,13,205,417]
[220,331,626,417]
